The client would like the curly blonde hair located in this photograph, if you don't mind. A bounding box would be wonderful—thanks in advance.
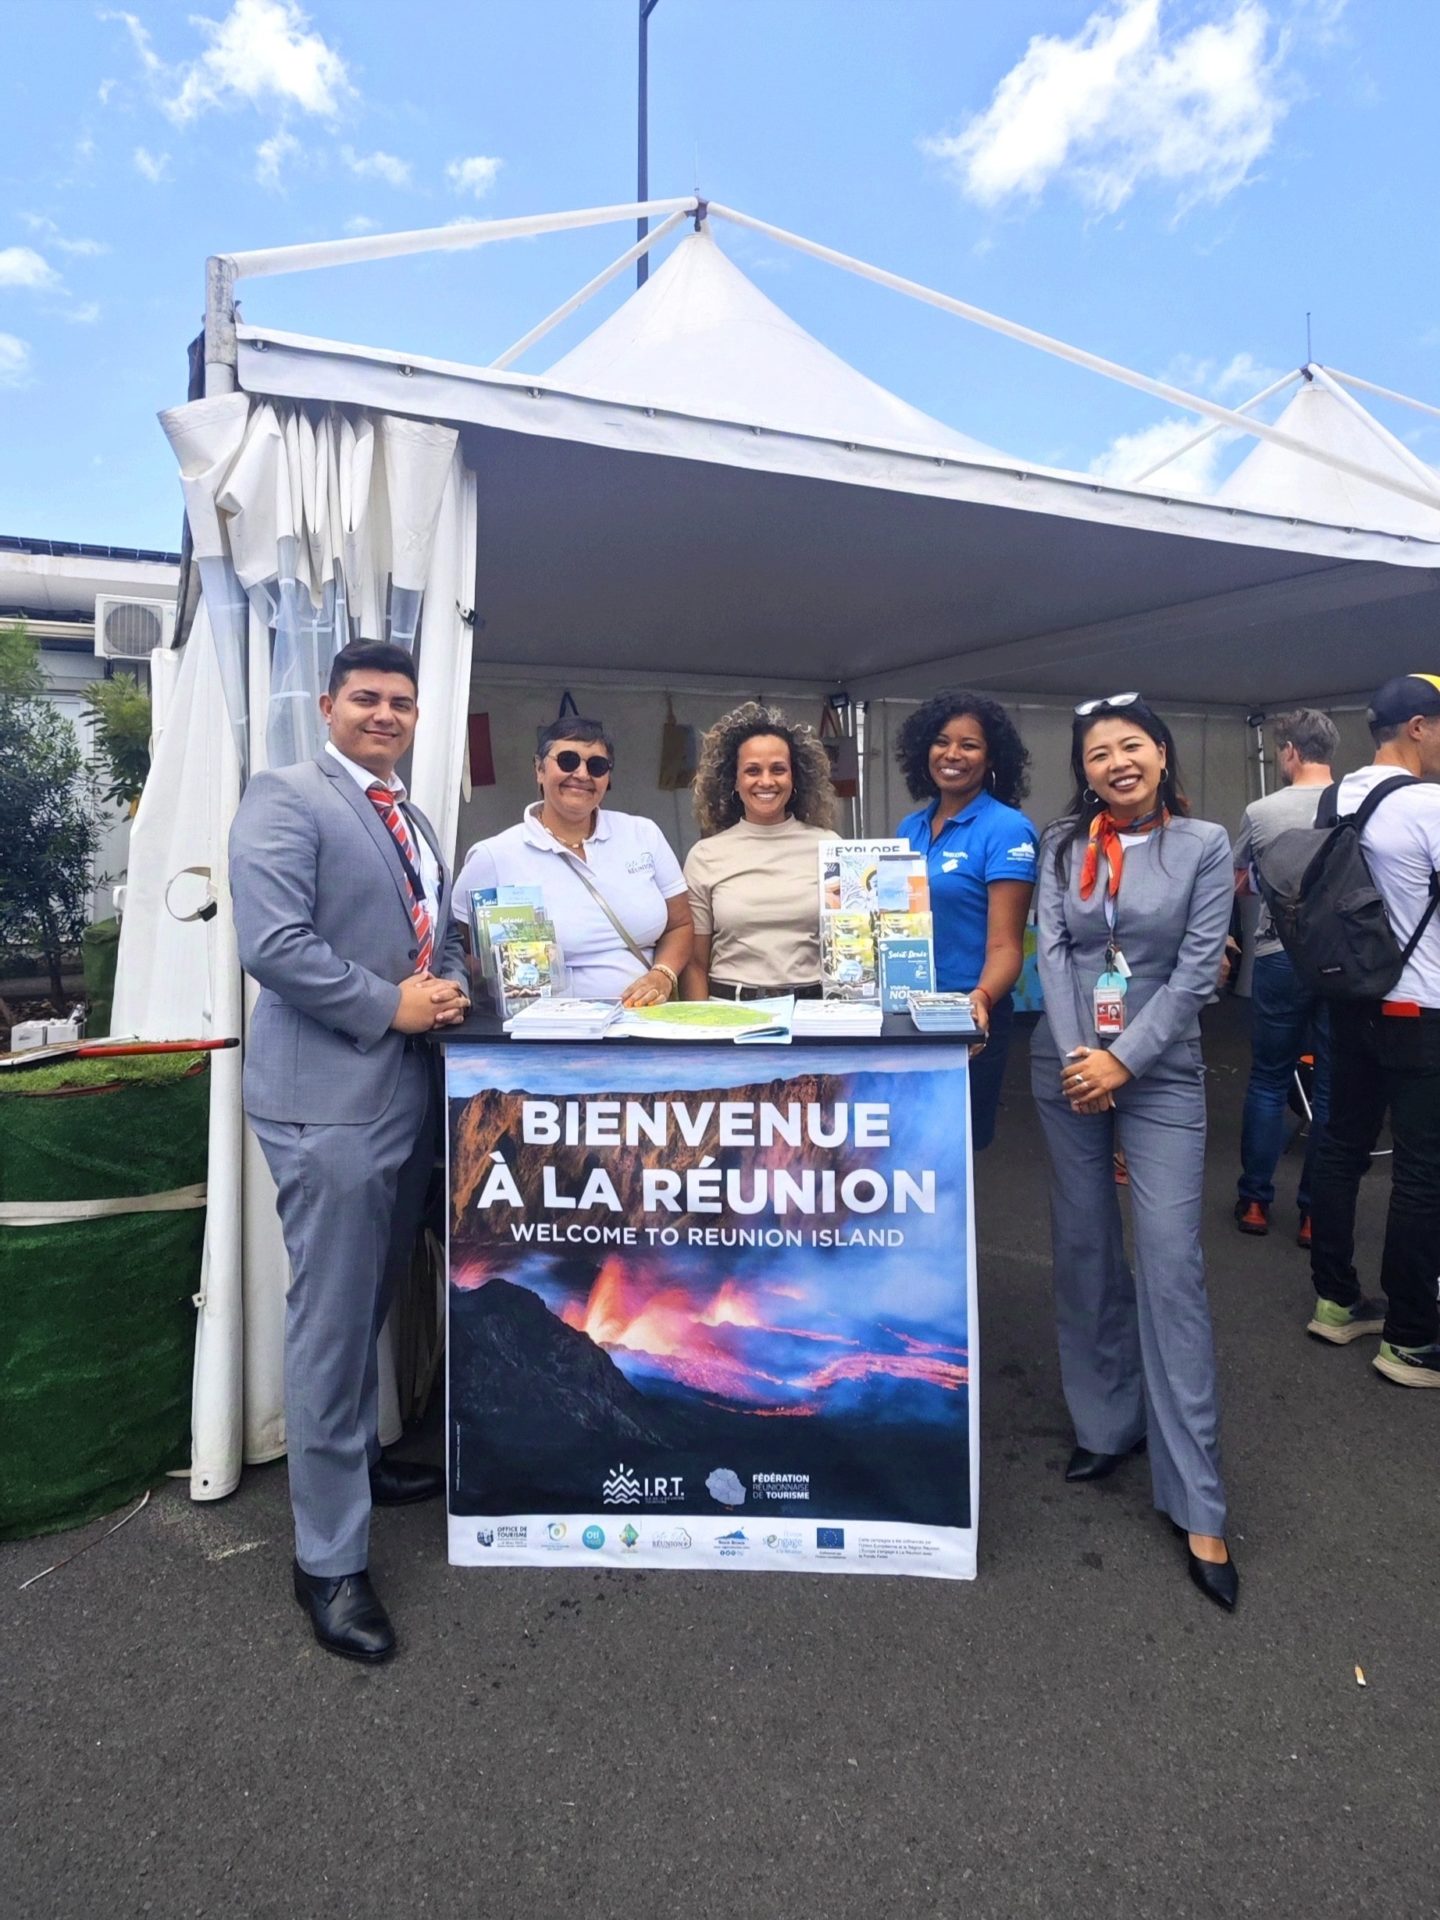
[692,701,840,836]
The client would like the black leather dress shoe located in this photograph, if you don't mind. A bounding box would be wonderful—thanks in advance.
[293,1562,396,1662]
[1169,1524,1239,1612]
[1186,1546,1239,1612]
[1065,1437,1147,1482]
[368,1457,444,1506]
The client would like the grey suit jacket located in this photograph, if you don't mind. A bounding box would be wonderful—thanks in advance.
[229,752,466,1125]
[1032,816,1232,1083]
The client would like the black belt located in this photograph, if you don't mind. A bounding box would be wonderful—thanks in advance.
[709,980,824,1002]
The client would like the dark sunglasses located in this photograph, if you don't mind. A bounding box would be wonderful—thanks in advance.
[1074,691,1141,717]
[550,749,613,777]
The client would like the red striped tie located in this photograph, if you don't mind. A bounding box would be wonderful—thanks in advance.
[366,782,434,971]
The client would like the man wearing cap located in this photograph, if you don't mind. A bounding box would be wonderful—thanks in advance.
[1305,674,1440,1386]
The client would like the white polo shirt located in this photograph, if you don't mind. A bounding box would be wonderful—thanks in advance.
[1338,765,1440,1007]
[453,805,687,1001]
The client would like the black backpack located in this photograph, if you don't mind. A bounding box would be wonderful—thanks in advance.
[1254,775,1440,1001]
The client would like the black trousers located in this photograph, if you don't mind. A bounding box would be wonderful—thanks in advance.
[1309,1002,1440,1348]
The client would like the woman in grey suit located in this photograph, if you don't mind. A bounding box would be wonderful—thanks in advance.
[1030,694,1238,1611]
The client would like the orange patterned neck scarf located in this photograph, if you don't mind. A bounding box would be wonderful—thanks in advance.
[1079,806,1168,901]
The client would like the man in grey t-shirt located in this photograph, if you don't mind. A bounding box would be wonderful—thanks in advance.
[1232,709,1339,1241]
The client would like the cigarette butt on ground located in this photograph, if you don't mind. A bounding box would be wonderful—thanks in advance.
[1355,1665,1367,1687]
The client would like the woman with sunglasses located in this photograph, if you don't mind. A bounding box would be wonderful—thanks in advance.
[453,716,692,1005]
[1030,693,1238,1611]
[681,702,840,1001]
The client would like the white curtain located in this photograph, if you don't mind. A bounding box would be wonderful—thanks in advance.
[112,395,474,1499]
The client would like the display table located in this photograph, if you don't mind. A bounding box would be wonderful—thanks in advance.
[443,1016,977,1579]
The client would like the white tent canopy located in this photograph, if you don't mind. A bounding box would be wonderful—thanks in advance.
[117,194,1440,1500]
[233,219,1440,711]
[1216,375,1440,542]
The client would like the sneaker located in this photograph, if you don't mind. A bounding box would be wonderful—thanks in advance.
[1234,1199,1269,1236]
[1296,1215,1312,1250]
[1373,1341,1440,1388]
[1306,1296,1386,1345]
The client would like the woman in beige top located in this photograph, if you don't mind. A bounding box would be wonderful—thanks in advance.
[681,702,841,1000]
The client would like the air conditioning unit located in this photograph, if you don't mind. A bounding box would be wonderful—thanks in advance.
[94,594,175,661]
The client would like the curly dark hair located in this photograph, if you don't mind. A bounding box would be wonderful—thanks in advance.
[691,702,840,836]
[895,691,1031,808]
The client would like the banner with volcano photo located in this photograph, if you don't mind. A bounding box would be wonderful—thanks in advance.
[445,1041,977,1579]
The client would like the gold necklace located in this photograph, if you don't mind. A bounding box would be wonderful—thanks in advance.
[541,809,590,850]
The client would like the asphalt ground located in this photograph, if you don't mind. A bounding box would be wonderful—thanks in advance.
[5,1000,1437,1920]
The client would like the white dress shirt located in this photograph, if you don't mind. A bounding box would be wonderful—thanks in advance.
[325,741,441,926]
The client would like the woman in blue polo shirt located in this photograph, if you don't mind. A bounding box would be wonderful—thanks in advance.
[895,691,1037,1150]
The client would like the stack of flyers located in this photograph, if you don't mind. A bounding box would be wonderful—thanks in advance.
[504,999,622,1040]
[820,911,877,1002]
[469,886,562,1016]
[818,840,935,1008]
[908,992,981,1036]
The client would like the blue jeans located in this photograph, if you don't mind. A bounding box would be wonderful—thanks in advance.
[1238,951,1330,1215]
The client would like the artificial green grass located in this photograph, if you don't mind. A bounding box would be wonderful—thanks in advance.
[0,1060,209,1539]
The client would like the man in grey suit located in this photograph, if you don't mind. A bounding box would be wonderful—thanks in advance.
[229,640,469,1662]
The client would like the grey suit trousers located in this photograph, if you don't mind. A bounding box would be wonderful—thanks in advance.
[249,1050,436,1576]
[1030,1056,1227,1537]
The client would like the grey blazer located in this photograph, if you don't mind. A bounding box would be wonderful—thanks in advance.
[1032,816,1232,1082]
[229,752,466,1125]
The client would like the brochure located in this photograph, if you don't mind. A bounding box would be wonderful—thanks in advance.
[818,840,935,1006]
[610,998,794,1043]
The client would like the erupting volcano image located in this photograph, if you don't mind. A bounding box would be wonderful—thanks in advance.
[446,1044,972,1529]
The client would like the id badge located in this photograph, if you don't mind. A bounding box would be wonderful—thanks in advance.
[1094,969,1127,1038]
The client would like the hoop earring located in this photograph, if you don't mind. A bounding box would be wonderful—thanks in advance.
[1084,787,1098,803]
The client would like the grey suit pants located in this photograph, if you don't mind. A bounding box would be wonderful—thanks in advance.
[1030,1057,1228,1537]
[249,1051,436,1576]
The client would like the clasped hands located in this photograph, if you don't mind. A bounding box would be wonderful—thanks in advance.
[393,969,470,1034]
[1062,1045,1132,1115]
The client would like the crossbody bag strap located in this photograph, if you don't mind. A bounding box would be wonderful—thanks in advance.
[558,849,651,969]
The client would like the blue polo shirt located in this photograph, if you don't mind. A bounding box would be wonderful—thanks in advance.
[896,792,1039,992]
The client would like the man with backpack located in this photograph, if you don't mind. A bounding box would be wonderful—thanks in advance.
[1232,710,1339,1247]
[1302,675,1440,1385]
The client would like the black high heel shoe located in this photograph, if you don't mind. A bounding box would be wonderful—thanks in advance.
[1171,1523,1239,1611]
[1065,1436,1147,1483]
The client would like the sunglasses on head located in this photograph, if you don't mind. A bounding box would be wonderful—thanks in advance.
[1074,691,1141,717]
[550,749,613,777]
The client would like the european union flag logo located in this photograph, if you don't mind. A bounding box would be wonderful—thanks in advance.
[816,1527,845,1551]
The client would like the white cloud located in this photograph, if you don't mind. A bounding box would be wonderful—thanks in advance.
[0,247,61,291]
[165,0,352,124]
[342,146,412,188]
[924,0,1289,217]
[65,303,102,325]
[133,145,171,182]
[100,9,164,76]
[1212,348,1285,396]
[343,214,379,235]
[20,214,108,257]
[1090,415,1234,492]
[446,154,503,199]
[1089,347,1291,488]
[98,77,117,105]
[255,128,301,188]
[0,333,32,388]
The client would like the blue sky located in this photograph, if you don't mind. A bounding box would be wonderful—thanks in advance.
[2,0,1436,550]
